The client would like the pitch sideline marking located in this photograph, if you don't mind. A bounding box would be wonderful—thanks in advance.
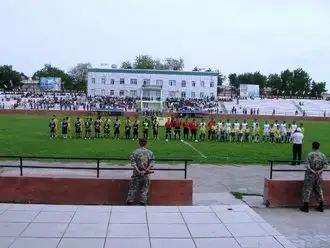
[181,140,208,159]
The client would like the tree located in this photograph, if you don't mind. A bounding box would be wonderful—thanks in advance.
[228,73,239,94]
[154,59,169,70]
[32,64,73,90]
[133,55,155,69]
[279,69,294,95]
[292,68,311,96]
[252,71,267,94]
[267,73,282,95]
[214,70,226,87]
[0,65,24,89]
[310,81,326,97]
[68,62,91,91]
[121,61,132,69]
[163,57,184,70]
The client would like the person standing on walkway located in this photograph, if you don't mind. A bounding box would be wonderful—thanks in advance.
[300,141,328,213]
[126,137,155,206]
[291,127,304,165]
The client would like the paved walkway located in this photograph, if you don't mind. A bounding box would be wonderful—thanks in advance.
[1,162,330,247]
[0,203,295,248]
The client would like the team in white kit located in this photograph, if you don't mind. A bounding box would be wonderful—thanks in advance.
[206,118,304,143]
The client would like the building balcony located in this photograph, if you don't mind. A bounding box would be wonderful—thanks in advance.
[141,84,163,90]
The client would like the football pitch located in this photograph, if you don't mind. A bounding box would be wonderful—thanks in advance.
[0,114,329,165]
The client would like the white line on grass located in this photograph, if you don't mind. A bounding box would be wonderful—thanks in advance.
[181,140,208,159]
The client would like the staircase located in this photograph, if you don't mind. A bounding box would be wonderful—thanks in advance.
[219,102,228,114]
[291,100,304,114]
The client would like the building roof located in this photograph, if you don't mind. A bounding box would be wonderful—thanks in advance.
[88,68,219,76]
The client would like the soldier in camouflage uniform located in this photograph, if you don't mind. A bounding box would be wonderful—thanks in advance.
[126,137,155,205]
[300,141,328,213]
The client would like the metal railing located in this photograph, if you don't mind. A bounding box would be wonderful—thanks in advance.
[268,160,330,179]
[0,155,193,179]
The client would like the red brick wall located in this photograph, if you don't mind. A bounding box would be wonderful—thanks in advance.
[1,109,329,121]
[263,178,330,208]
[0,176,192,206]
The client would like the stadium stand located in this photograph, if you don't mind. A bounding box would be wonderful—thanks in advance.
[1,90,329,116]
[296,99,330,117]
[224,98,304,116]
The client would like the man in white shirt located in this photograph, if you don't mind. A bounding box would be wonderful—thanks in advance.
[225,119,231,141]
[252,119,258,139]
[291,121,298,133]
[291,127,304,165]
[242,120,248,131]
[280,121,287,142]
[234,119,240,132]
[217,120,222,140]
[263,121,270,142]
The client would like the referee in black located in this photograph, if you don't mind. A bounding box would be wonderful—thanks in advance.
[291,127,304,165]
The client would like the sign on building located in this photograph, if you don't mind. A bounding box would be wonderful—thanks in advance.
[239,84,260,98]
[39,77,61,91]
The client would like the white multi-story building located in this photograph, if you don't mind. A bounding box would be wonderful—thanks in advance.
[87,68,218,111]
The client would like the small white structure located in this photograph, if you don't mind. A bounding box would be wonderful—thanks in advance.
[87,68,218,111]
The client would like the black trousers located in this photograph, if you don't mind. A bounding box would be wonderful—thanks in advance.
[292,144,302,165]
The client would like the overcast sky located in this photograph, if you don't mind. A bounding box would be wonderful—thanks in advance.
[1,0,329,90]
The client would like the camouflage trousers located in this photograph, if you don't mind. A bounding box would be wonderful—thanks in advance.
[302,172,324,203]
[126,175,150,204]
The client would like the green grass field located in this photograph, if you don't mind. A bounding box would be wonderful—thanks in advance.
[0,114,329,164]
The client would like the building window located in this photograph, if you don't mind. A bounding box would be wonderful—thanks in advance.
[120,78,125,84]
[119,90,125,96]
[143,79,150,86]
[110,79,115,85]
[156,91,161,97]
[101,78,106,84]
[156,80,163,86]
[200,92,205,98]
[143,103,148,109]
[210,81,214,87]
[181,80,186,87]
[181,91,186,98]
[90,89,95,95]
[101,89,105,95]
[192,81,196,87]
[169,80,176,86]
[201,81,205,87]
[92,78,96,84]
[110,90,114,96]
[210,93,214,97]
[143,91,150,98]
[191,92,195,98]
[130,79,137,85]
[169,91,176,97]
[130,90,137,97]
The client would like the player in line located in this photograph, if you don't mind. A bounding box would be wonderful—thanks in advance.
[49,116,304,143]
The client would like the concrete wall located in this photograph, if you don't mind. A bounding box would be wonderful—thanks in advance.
[0,176,193,206]
[264,178,330,208]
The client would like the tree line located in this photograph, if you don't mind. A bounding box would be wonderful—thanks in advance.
[0,55,327,97]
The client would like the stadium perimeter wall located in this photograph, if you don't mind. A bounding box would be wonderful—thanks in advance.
[0,109,330,121]
[0,176,193,206]
[264,178,330,208]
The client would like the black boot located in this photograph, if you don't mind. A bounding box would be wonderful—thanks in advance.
[126,201,134,205]
[139,202,146,206]
[316,202,324,212]
[300,202,309,213]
